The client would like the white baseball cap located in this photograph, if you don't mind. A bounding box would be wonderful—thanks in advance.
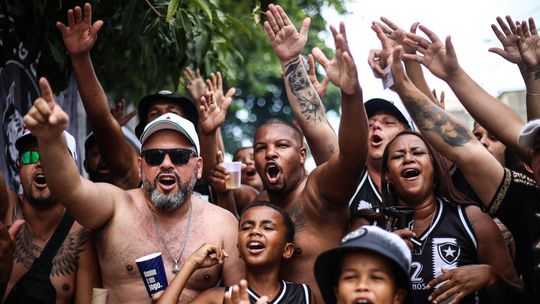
[518,119,540,149]
[139,113,200,156]
[16,130,78,161]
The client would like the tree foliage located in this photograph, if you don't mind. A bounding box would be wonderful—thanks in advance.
[0,0,350,152]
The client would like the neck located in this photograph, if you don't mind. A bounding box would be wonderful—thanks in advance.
[266,174,307,210]
[366,158,382,191]
[147,194,192,224]
[246,265,282,300]
[398,194,437,235]
[22,199,65,237]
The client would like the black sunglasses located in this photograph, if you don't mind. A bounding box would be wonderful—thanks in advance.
[141,148,195,166]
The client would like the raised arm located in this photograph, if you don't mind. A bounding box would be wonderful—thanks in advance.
[516,17,540,120]
[386,28,504,206]
[57,3,140,189]
[23,78,125,230]
[264,4,338,165]
[403,23,528,161]
[308,22,368,208]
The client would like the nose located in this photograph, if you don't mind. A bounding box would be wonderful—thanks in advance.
[354,276,370,292]
[403,152,414,164]
[478,135,489,148]
[159,153,174,169]
[370,120,382,131]
[249,226,262,236]
[265,146,277,160]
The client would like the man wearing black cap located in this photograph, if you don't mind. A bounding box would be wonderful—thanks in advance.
[2,130,99,304]
[348,98,411,213]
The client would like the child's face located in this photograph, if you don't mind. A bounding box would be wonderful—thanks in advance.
[335,250,406,304]
[238,206,293,267]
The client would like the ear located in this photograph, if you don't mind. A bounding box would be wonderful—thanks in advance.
[83,159,89,172]
[196,157,203,179]
[137,156,142,180]
[393,288,407,304]
[299,146,307,164]
[282,242,295,259]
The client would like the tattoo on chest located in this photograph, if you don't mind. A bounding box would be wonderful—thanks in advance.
[407,99,470,147]
[285,59,322,123]
[14,226,90,277]
[289,202,305,233]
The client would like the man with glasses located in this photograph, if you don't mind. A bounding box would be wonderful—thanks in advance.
[22,77,243,303]
[2,130,100,304]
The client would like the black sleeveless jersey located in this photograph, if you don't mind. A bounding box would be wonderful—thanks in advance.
[410,198,479,304]
[348,167,383,212]
[225,280,311,304]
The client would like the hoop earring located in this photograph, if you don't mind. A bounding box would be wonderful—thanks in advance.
[386,183,394,195]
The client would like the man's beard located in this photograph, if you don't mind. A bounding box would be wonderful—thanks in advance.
[143,166,198,211]
[28,193,55,208]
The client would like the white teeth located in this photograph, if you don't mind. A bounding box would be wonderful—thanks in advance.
[249,242,262,246]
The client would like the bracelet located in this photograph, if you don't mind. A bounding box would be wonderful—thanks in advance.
[527,91,540,96]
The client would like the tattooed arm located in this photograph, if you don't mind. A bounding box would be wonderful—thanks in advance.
[403,24,528,163]
[387,42,504,206]
[74,228,101,304]
[264,4,338,165]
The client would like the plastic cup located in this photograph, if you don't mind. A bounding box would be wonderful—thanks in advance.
[135,252,168,297]
[223,161,242,189]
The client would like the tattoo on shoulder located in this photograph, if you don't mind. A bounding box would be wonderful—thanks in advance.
[407,98,470,147]
[284,59,323,123]
[14,226,91,277]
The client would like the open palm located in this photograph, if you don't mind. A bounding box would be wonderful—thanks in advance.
[56,3,103,55]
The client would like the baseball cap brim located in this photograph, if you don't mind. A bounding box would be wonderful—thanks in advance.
[135,93,198,138]
[518,119,540,148]
[364,98,411,129]
[16,130,78,161]
[314,227,413,304]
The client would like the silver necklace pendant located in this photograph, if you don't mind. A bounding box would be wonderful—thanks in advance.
[172,263,180,274]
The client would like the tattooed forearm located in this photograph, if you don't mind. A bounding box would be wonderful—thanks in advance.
[284,58,323,123]
[405,96,471,147]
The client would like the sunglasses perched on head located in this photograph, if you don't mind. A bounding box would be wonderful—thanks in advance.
[141,148,195,166]
[20,150,40,165]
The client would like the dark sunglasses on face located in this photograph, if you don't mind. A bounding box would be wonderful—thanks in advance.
[20,150,40,165]
[141,148,195,166]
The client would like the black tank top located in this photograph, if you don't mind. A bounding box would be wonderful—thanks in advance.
[410,198,479,304]
[348,167,383,212]
[225,280,311,304]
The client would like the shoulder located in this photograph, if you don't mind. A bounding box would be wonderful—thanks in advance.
[284,281,312,303]
[194,197,238,225]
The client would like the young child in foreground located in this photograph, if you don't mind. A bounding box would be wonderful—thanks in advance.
[314,225,413,304]
[156,201,312,303]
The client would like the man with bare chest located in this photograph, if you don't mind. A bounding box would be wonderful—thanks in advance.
[22,79,244,303]
[2,131,100,304]
[256,5,369,303]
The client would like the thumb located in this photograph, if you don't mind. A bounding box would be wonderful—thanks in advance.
[9,219,25,240]
[312,47,330,69]
[445,36,457,60]
[216,150,224,164]
[92,20,104,34]
[299,17,311,38]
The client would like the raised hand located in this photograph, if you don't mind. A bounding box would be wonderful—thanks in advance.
[198,91,231,134]
[206,72,235,109]
[184,67,208,106]
[111,99,137,126]
[368,22,397,78]
[23,78,69,141]
[432,89,446,109]
[312,22,359,95]
[427,265,496,304]
[403,25,460,81]
[307,54,330,99]
[377,17,420,54]
[488,16,522,65]
[264,4,311,66]
[187,243,228,269]
[224,280,268,304]
[517,17,540,73]
[210,151,229,193]
[56,3,103,55]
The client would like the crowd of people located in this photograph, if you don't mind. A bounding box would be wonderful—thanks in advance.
[0,2,539,304]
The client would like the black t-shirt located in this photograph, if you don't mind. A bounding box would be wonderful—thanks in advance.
[348,167,383,212]
[225,281,311,304]
[488,168,540,303]
[410,198,479,304]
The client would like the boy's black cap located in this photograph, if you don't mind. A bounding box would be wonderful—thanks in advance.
[364,98,411,128]
[314,225,413,304]
[135,90,198,138]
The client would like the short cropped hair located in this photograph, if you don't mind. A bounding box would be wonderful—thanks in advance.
[256,118,304,147]
[241,201,295,243]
